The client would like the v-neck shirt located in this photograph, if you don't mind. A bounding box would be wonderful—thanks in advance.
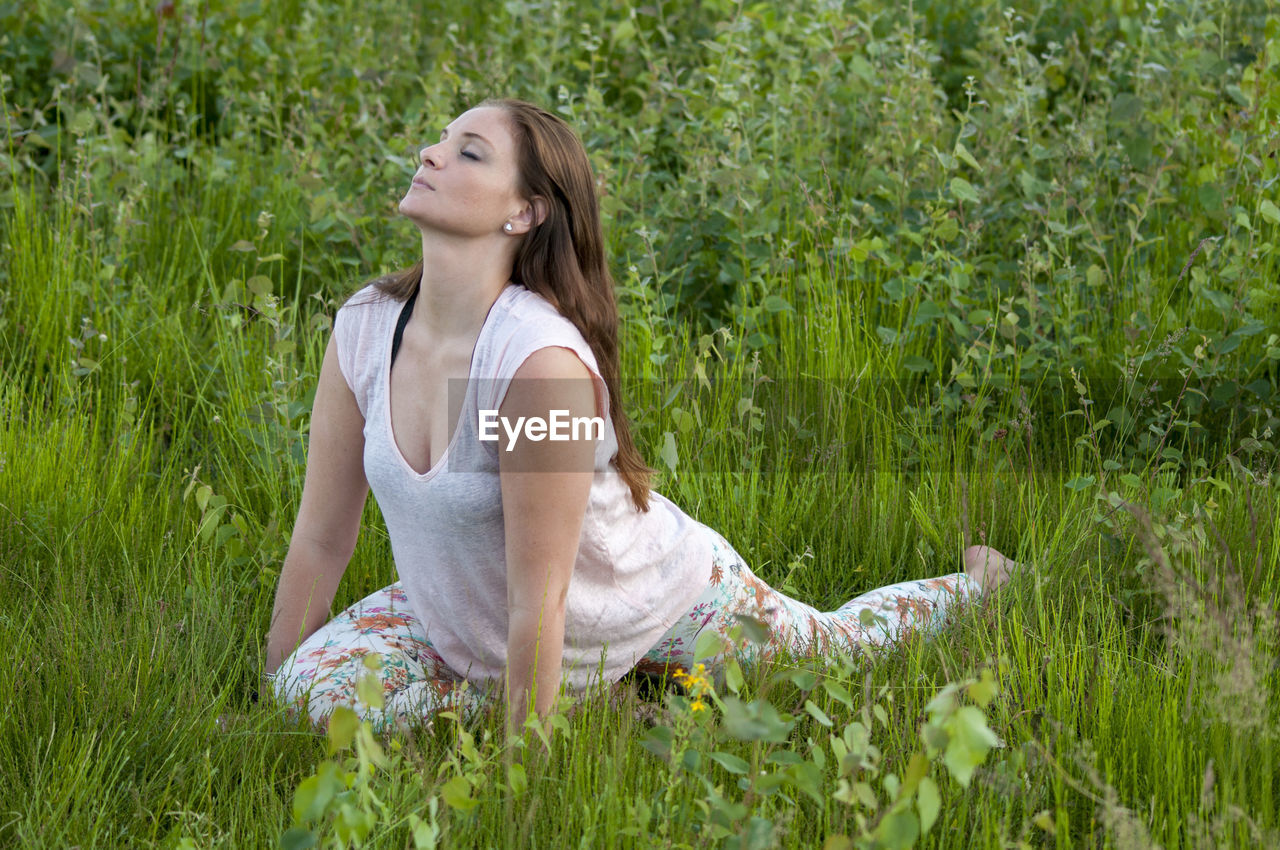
[333,282,713,688]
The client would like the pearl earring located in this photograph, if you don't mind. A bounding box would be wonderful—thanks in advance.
[503,222,513,232]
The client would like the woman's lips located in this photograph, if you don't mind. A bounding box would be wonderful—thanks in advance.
[411,177,434,190]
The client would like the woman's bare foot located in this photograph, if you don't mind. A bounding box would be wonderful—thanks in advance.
[964,545,1021,593]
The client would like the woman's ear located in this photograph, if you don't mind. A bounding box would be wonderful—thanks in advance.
[528,196,548,227]
[507,197,548,235]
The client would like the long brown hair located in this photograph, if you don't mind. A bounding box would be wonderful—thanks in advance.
[373,99,653,511]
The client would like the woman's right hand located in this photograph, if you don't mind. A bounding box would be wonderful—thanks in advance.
[265,332,370,675]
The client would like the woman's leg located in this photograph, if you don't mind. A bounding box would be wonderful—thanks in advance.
[268,582,491,733]
[642,526,993,677]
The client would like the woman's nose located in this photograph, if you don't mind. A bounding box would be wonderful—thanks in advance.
[419,144,442,169]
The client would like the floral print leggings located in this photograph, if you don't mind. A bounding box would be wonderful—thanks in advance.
[268,526,981,733]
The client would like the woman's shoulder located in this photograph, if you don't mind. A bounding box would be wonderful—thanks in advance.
[479,284,604,389]
[330,281,401,410]
[339,281,397,314]
[494,284,582,340]
[334,281,401,341]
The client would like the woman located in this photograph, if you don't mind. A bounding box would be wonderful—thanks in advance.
[264,99,1019,732]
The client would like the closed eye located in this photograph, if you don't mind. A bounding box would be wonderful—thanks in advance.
[461,150,480,161]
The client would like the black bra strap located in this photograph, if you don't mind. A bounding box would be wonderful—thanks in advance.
[390,288,419,368]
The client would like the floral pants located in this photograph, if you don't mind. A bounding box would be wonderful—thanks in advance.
[268,526,980,732]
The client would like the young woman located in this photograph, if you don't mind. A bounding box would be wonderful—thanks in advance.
[264,99,1020,732]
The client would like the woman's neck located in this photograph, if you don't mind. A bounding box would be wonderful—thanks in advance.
[411,232,515,340]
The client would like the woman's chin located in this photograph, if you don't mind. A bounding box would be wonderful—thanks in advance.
[398,199,427,225]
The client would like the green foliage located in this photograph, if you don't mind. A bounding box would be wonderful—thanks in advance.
[624,624,1007,848]
[2,0,1279,847]
[282,657,397,849]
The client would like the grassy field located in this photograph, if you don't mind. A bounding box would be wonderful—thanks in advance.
[2,0,1278,847]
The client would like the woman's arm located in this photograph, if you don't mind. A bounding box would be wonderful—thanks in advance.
[265,334,370,674]
[498,347,599,726]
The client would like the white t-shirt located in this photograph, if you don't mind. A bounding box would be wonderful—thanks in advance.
[333,282,713,689]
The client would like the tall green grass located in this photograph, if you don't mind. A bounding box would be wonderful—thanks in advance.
[2,0,1278,846]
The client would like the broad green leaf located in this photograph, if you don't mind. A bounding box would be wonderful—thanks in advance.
[755,772,789,795]
[612,17,636,44]
[659,431,678,473]
[724,657,745,694]
[741,816,776,848]
[789,760,825,804]
[721,696,795,743]
[292,762,346,824]
[640,725,673,761]
[804,700,833,728]
[902,752,928,792]
[902,355,933,374]
[858,607,887,629]
[949,177,981,204]
[913,299,945,324]
[356,671,385,711]
[327,706,359,754]
[69,110,96,135]
[440,776,479,811]
[732,614,771,646]
[924,684,959,717]
[247,275,273,296]
[1260,199,1280,225]
[280,827,318,850]
[917,777,941,834]
[875,809,919,850]
[1110,92,1143,123]
[954,141,982,172]
[966,669,998,708]
[1019,170,1049,198]
[290,776,320,826]
[933,216,959,241]
[357,724,389,769]
[1119,473,1143,489]
[942,706,1000,787]
[763,294,792,313]
[1199,287,1234,312]
[787,669,817,691]
[1198,182,1223,212]
[694,627,728,661]
[708,751,750,774]
[921,721,949,755]
[409,800,441,849]
[822,679,853,709]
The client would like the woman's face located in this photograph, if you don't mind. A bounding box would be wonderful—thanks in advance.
[398,106,527,238]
